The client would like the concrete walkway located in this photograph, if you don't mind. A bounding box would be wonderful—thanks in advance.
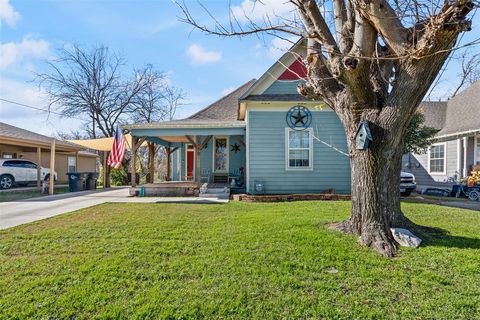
[0,188,228,230]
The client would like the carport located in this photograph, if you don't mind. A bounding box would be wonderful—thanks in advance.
[0,122,93,194]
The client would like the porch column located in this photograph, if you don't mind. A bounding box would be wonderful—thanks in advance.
[103,151,109,188]
[166,147,172,181]
[195,136,201,184]
[49,139,56,195]
[131,136,138,187]
[75,151,80,172]
[186,135,211,185]
[148,142,155,183]
[36,147,41,189]
[130,136,147,188]
[463,137,468,177]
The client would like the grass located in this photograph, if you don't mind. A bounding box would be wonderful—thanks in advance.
[0,186,69,202]
[0,201,479,319]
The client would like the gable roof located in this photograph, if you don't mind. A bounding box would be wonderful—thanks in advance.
[0,122,86,151]
[418,101,448,130]
[436,81,480,137]
[239,38,306,100]
[125,79,256,129]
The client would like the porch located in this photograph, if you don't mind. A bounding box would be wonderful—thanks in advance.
[125,123,246,197]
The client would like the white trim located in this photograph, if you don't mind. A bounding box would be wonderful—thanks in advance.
[457,138,462,176]
[475,134,480,166]
[463,137,468,177]
[435,128,480,140]
[185,144,195,181]
[285,128,314,171]
[212,136,229,173]
[245,110,250,193]
[246,104,332,112]
[427,142,447,175]
[125,122,245,130]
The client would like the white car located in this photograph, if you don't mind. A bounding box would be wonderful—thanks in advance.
[400,171,417,196]
[0,159,57,189]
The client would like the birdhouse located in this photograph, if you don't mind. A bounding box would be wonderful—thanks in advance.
[355,120,373,150]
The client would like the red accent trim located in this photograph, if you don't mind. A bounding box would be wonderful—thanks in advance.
[277,58,307,80]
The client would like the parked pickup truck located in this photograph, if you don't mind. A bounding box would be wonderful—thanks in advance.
[0,159,57,189]
[400,171,416,196]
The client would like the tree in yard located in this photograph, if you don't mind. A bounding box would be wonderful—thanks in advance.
[451,50,480,97]
[403,112,440,154]
[130,67,187,182]
[177,0,476,256]
[36,44,159,138]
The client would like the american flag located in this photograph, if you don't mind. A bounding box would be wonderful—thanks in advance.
[108,126,127,169]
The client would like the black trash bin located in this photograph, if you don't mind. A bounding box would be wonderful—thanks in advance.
[85,172,99,190]
[127,173,140,185]
[67,172,87,192]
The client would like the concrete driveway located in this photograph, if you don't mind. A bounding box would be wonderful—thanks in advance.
[0,187,228,230]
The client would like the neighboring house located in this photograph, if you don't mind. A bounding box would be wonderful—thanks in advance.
[402,82,480,187]
[0,122,98,184]
[125,40,351,194]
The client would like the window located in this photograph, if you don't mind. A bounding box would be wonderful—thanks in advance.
[213,137,228,172]
[3,160,22,167]
[68,156,77,173]
[476,136,480,166]
[429,143,445,174]
[1,152,16,159]
[286,128,312,169]
[23,161,37,169]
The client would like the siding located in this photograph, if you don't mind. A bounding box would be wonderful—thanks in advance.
[263,80,305,95]
[248,110,351,194]
[402,139,474,186]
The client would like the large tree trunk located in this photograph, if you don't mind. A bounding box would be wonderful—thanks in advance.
[336,133,406,257]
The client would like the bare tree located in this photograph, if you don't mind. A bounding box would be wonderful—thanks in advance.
[451,50,480,97]
[36,44,157,138]
[130,66,187,182]
[177,0,475,256]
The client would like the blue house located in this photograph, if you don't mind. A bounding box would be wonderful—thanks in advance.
[125,40,351,195]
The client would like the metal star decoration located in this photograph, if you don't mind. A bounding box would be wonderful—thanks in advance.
[231,143,241,153]
[291,110,307,126]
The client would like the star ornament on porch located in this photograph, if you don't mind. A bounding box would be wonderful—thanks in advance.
[231,143,241,153]
[286,106,312,130]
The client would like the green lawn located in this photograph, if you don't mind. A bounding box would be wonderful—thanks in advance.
[0,202,478,319]
[0,186,68,202]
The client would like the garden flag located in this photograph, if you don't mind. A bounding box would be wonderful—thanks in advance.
[108,126,127,169]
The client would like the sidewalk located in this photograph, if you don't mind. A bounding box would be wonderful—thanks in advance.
[0,187,227,230]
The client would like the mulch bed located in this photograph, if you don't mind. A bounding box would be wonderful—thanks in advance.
[232,193,351,202]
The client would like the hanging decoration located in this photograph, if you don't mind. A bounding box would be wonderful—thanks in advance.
[231,143,241,153]
[286,106,312,130]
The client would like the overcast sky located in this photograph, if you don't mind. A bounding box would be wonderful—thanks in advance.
[1,0,479,136]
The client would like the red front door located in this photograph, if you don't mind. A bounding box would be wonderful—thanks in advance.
[186,146,194,181]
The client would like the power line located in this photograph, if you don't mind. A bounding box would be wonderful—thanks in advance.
[0,97,86,121]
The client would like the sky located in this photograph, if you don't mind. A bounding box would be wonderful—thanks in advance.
[1,0,479,136]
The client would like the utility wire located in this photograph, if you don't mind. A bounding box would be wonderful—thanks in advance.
[0,97,86,121]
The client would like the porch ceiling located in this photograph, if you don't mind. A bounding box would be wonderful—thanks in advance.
[160,136,190,143]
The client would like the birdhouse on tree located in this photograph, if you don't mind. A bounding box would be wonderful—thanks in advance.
[355,120,373,150]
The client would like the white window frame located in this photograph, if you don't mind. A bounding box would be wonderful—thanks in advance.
[212,136,229,173]
[67,156,77,172]
[285,128,313,171]
[428,142,446,175]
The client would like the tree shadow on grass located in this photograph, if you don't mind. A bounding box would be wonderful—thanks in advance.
[418,227,480,249]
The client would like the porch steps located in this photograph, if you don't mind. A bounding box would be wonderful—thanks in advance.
[199,184,230,199]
